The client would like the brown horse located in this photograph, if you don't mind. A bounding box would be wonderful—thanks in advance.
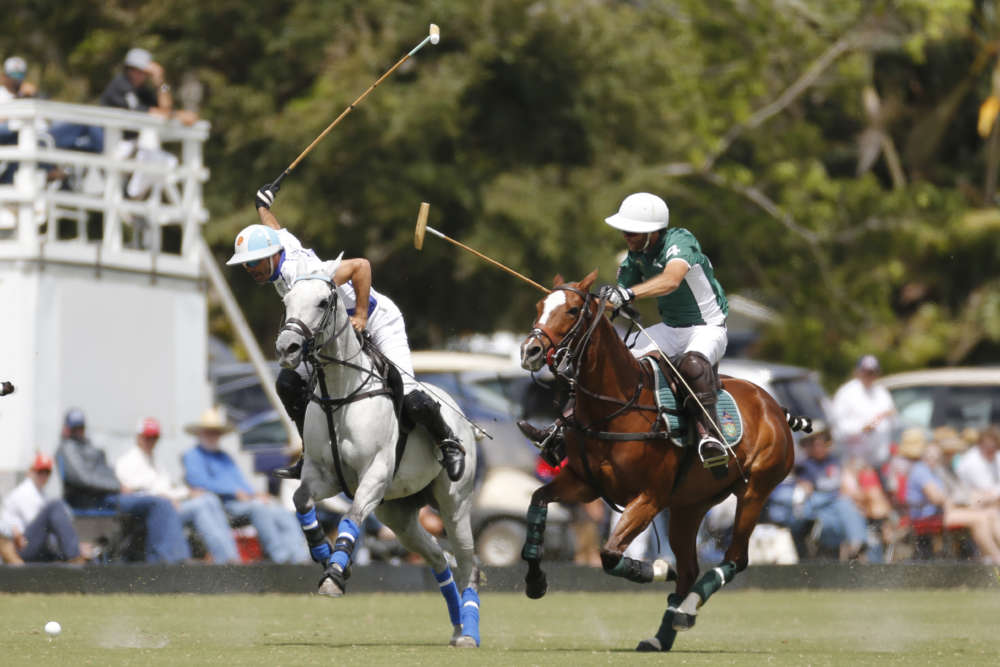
[518,270,805,652]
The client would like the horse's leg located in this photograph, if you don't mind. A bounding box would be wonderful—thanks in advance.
[600,493,675,585]
[291,478,336,566]
[318,455,394,597]
[431,475,481,648]
[636,502,710,652]
[523,466,598,599]
[672,490,765,633]
[375,497,465,646]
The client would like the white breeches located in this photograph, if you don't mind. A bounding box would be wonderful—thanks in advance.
[631,323,728,365]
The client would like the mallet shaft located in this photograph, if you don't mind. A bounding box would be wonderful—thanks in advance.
[426,225,550,294]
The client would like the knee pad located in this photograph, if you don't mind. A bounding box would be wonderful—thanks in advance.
[677,351,712,383]
[403,390,439,420]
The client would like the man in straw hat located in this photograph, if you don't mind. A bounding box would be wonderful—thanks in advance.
[901,427,1000,563]
[182,407,307,563]
[0,453,85,564]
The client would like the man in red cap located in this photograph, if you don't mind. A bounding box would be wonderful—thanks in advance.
[0,452,85,564]
[115,417,240,563]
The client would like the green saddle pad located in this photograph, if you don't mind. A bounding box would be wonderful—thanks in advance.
[648,359,744,447]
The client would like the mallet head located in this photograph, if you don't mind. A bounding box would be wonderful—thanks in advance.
[429,24,440,45]
[414,202,430,250]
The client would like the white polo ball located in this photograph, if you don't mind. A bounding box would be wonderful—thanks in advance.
[45,621,61,636]
[430,34,440,45]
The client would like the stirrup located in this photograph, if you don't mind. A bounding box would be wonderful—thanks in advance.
[273,455,303,480]
[697,436,729,470]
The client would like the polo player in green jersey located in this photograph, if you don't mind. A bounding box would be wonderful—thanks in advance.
[519,192,730,468]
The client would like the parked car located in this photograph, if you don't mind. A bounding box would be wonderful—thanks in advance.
[879,367,1000,432]
[411,351,574,566]
[718,359,830,424]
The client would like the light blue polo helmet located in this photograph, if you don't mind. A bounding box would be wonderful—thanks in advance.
[226,224,283,265]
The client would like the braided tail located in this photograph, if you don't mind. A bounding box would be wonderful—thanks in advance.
[784,409,813,433]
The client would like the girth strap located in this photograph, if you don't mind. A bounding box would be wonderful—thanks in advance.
[315,364,353,499]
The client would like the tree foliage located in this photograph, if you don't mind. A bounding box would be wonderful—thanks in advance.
[4,0,999,385]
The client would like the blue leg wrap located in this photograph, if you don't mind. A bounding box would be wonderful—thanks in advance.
[328,518,360,571]
[296,507,332,563]
[433,566,462,626]
[461,587,481,646]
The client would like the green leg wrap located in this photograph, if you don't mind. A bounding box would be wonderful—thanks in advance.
[521,505,547,562]
[607,555,654,583]
[690,560,738,604]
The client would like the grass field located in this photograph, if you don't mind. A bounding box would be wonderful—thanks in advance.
[2,589,999,665]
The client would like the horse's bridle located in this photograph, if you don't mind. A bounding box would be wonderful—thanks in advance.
[279,275,352,361]
[525,285,600,378]
[279,274,391,499]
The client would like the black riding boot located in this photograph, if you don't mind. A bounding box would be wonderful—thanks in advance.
[517,420,567,467]
[404,390,466,482]
[274,368,308,480]
[678,352,728,473]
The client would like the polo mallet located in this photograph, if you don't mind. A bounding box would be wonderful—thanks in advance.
[270,24,441,188]
[414,202,550,294]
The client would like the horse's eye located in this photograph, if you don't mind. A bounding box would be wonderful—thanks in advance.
[318,299,329,309]
[567,307,580,316]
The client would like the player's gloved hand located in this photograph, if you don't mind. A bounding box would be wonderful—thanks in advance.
[599,284,634,309]
[255,182,280,210]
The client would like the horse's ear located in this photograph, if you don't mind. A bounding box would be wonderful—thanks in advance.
[552,274,564,287]
[579,268,599,292]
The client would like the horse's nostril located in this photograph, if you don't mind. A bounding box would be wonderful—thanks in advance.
[287,342,300,355]
[528,344,542,358]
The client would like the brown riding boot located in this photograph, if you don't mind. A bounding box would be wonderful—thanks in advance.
[678,352,728,474]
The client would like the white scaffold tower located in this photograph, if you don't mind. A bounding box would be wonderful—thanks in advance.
[0,100,290,491]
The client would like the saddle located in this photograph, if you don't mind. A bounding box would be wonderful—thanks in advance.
[640,354,744,449]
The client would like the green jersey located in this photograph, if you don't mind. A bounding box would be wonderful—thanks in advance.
[616,228,728,327]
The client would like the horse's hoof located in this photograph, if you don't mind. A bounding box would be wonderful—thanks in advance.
[317,576,345,597]
[524,572,548,599]
[671,612,696,631]
[636,637,665,652]
[453,635,479,648]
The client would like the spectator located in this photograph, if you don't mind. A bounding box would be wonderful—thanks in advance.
[830,355,894,542]
[57,408,191,563]
[900,427,1000,563]
[831,354,897,467]
[1,380,13,396]
[0,56,36,102]
[0,453,85,565]
[955,425,1000,504]
[115,417,240,564]
[791,423,870,560]
[99,47,197,125]
[181,407,307,564]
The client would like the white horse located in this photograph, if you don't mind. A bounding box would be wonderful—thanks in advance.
[275,273,481,648]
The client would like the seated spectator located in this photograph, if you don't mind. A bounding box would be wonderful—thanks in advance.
[115,417,240,564]
[791,423,869,560]
[99,47,197,125]
[955,425,1000,505]
[57,408,191,564]
[0,56,35,103]
[0,453,85,565]
[99,47,198,207]
[182,407,307,564]
[901,427,1000,563]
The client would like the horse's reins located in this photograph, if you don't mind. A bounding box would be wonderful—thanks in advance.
[282,276,394,498]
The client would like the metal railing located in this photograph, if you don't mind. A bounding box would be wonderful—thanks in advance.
[0,99,210,278]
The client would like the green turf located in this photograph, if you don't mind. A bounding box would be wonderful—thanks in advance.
[2,589,999,665]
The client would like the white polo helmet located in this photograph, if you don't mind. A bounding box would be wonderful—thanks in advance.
[226,224,283,265]
[604,192,669,233]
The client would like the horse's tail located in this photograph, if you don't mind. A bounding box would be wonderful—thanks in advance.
[783,409,813,433]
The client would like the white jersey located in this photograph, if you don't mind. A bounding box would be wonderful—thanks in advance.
[270,228,417,392]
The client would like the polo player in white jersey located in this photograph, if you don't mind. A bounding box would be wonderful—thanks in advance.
[519,192,730,467]
[226,182,466,482]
